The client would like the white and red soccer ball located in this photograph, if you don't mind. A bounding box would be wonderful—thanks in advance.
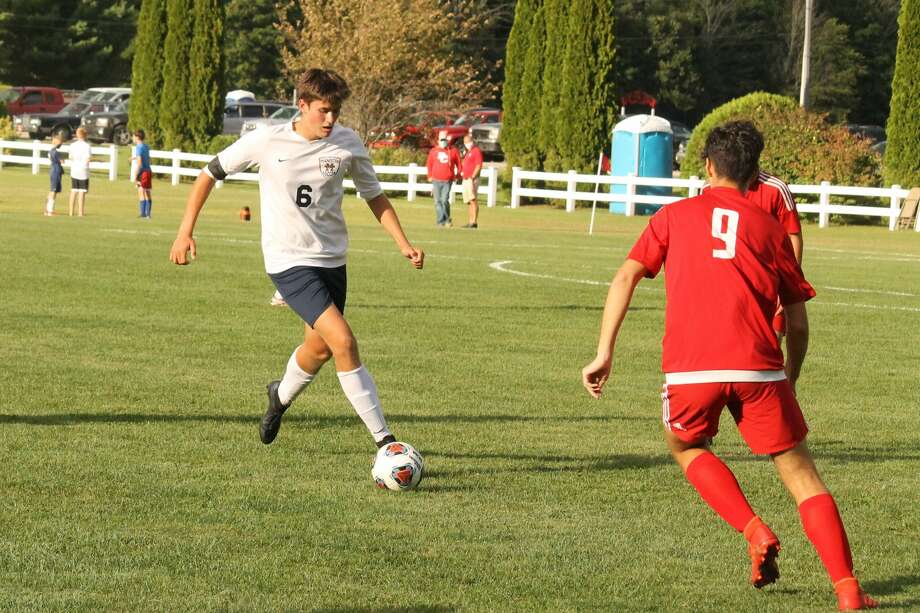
[372,441,424,491]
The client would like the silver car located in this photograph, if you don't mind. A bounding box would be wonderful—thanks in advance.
[240,105,300,136]
[223,100,287,135]
[471,121,502,158]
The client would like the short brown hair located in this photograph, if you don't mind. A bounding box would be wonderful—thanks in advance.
[702,120,764,185]
[75,127,87,139]
[296,68,351,106]
[134,129,145,140]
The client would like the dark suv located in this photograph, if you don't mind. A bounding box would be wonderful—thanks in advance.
[223,100,286,134]
[17,87,130,141]
[81,100,131,145]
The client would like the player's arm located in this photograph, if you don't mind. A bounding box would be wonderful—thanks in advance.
[582,258,648,398]
[783,301,808,393]
[366,193,424,269]
[788,232,804,264]
[169,171,216,265]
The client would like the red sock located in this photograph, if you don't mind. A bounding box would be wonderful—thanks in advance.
[684,451,756,532]
[799,493,854,583]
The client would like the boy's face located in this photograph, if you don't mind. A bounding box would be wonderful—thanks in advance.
[297,98,341,140]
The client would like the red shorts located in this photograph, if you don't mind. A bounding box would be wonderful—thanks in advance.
[661,380,807,455]
[773,302,786,334]
[137,169,152,190]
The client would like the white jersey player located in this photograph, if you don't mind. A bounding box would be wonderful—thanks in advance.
[169,69,424,449]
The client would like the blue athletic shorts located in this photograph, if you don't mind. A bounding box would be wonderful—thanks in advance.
[50,171,62,193]
[268,265,346,327]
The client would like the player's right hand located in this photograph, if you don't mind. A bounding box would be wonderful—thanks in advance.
[582,355,612,399]
[169,235,197,265]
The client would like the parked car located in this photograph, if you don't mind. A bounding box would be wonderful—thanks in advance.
[846,124,885,144]
[470,121,502,159]
[223,100,286,135]
[0,86,66,115]
[81,100,131,145]
[368,110,460,149]
[431,108,501,148]
[240,105,299,136]
[16,87,130,140]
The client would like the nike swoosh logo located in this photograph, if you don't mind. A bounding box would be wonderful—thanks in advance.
[278,158,289,163]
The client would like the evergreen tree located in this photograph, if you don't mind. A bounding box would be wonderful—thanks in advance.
[885,0,920,188]
[130,0,167,145]
[500,0,540,170]
[188,0,224,149]
[557,0,616,173]
[224,0,285,98]
[516,4,547,169]
[539,0,566,171]
[160,0,193,150]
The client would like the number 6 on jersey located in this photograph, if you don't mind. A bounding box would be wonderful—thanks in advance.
[712,208,739,259]
[296,184,313,208]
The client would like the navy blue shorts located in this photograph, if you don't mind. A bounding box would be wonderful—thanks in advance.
[268,265,346,327]
[50,172,62,193]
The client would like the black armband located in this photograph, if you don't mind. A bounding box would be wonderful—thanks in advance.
[207,157,227,180]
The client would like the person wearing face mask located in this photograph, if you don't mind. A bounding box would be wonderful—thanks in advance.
[426,130,461,227]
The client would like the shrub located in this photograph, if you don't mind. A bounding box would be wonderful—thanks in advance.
[682,92,881,187]
[0,116,14,140]
[201,134,238,154]
[369,146,429,167]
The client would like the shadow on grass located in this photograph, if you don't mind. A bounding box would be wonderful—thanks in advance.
[350,303,660,312]
[312,608,455,613]
[0,412,649,427]
[716,443,920,464]
[426,450,671,474]
[863,574,920,608]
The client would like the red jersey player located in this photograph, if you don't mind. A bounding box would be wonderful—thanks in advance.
[582,122,877,610]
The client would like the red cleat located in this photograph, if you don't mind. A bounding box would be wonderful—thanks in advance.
[744,517,781,588]
[835,578,879,610]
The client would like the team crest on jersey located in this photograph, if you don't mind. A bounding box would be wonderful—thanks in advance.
[319,157,341,177]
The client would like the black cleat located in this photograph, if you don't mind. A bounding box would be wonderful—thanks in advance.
[376,434,397,449]
[260,380,290,444]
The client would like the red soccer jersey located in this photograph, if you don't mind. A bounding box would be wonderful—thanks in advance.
[426,146,461,181]
[461,145,483,179]
[627,187,815,376]
[745,171,801,235]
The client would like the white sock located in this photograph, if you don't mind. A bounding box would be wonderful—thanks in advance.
[45,199,54,214]
[277,346,315,406]
[337,365,391,443]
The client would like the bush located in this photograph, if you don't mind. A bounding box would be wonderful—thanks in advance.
[202,134,239,154]
[0,116,14,140]
[682,92,881,187]
[369,146,429,167]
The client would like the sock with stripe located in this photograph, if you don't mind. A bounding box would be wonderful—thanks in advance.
[685,451,756,532]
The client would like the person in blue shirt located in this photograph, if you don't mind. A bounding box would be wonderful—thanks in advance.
[45,135,63,216]
[131,129,153,218]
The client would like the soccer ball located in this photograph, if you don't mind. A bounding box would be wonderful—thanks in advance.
[372,441,424,491]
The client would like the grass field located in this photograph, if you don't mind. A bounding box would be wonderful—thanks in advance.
[1,165,918,612]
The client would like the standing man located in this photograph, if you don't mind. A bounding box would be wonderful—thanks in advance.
[45,135,64,216]
[169,68,425,451]
[131,130,153,218]
[460,133,483,229]
[426,129,461,227]
[581,122,877,610]
[68,128,91,217]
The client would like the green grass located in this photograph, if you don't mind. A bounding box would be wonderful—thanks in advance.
[1,165,918,612]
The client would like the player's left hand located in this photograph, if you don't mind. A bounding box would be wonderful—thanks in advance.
[582,355,612,399]
[402,245,424,269]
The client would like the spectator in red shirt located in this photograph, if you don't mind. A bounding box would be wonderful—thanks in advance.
[426,130,461,227]
[460,133,483,228]
[581,122,877,611]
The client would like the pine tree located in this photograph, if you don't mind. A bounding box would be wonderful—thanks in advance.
[160,0,194,150]
[516,5,547,170]
[884,0,920,188]
[557,0,616,173]
[501,0,542,170]
[224,0,286,98]
[130,0,167,145]
[539,0,567,171]
[188,0,225,149]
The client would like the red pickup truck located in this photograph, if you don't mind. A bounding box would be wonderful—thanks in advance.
[0,86,67,115]
[431,108,501,148]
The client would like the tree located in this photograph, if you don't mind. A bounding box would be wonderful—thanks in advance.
[223,0,286,99]
[557,0,617,173]
[160,0,193,150]
[188,0,224,149]
[500,0,542,170]
[130,0,167,145]
[885,0,920,188]
[278,0,495,142]
[538,0,566,171]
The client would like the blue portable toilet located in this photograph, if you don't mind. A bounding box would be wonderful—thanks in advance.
[609,114,673,215]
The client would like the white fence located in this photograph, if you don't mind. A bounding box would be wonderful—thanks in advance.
[0,139,118,181]
[510,167,919,232]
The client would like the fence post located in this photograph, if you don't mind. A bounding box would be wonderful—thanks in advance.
[511,166,521,208]
[407,163,417,202]
[818,181,830,228]
[171,149,181,186]
[888,184,901,231]
[486,166,497,208]
[565,169,577,213]
[0,140,4,170]
[689,176,700,198]
[32,140,41,175]
[108,145,117,181]
[625,172,637,216]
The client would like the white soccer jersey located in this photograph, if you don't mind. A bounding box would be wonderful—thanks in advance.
[68,139,91,180]
[205,123,383,273]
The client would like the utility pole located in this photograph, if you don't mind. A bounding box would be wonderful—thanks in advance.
[799,0,814,108]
